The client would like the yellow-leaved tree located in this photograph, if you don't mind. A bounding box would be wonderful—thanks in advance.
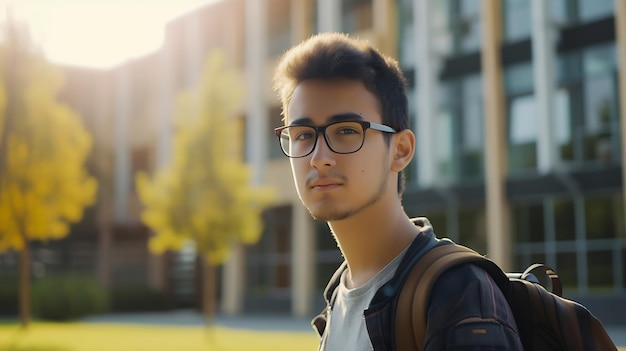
[136,50,274,322]
[0,18,98,327]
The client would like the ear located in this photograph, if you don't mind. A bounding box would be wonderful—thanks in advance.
[390,129,415,172]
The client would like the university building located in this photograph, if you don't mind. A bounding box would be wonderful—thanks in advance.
[2,0,623,324]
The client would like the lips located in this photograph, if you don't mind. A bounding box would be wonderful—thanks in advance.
[309,179,343,190]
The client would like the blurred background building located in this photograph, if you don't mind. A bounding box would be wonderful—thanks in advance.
[1,0,624,324]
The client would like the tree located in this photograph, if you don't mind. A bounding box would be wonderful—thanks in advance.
[0,17,98,327]
[136,50,274,322]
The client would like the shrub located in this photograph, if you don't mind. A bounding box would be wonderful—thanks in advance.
[0,278,18,316]
[109,285,174,312]
[32,274,109,321]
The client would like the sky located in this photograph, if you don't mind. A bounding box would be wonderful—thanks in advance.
[2,0,216,69]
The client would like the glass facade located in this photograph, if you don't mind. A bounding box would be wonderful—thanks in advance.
[550,0,615,26]
[556,43,620,167]
[251,0,625,315]
[448,0,482,54]
[434,74,485,183]
[245,206,293,300]
[401,0,623,300]
[267,0,292,57]
[268,107,285,160]
[341,0,373,34]
[580,44,620,165]
[503,0,531,42]
[511,194,625,294]
[505,63,537,173]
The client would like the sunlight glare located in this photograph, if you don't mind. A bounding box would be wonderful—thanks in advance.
[2,0,215,69]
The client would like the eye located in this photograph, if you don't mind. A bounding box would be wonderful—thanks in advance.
[294,130,315,141]
[335,126,361,135]
[337,127,359,134]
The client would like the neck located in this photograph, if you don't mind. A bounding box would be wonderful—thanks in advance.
[328,196,419,288]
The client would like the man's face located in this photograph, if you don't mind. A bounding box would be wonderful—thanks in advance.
[286,79,394,221]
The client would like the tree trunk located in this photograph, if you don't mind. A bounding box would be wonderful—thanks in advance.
[19,242,31,328]
[202,259,217,324]
[96,147,113,288]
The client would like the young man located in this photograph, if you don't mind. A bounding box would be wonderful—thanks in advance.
[273,33,522,350]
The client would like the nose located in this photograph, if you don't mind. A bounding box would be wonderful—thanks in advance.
[309,132,336,168]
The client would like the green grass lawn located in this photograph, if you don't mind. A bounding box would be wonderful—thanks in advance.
[1,322,623,351]
[0,322,319,351]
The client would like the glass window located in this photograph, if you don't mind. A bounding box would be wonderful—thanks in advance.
[267,0,292,57]
[315,221,341,290]
[435,110,454,182]
[512,202,545,243]
[585,195,624,240]
[530,253,547,267]
[435,80,457,182]
[583,44,617,78]
[505,63,534,95]
[508,95,538,172]
[341,0,373,33]
[398,0,415,66]
[437,76,484,181]
[556,252,578,291]
[431,1,455,57]
[315,220,335,251]
[509,95,537,145]
[578,0,614,23]
[458,207,486,254]
[449,0,482,54]
[582,75,615,163]
[587,250,614,292]
[554,198,576,241]
[554,89,574,162]
[247,206,293,292]
[422,211,448,239]
[551,0,573,27]
[557,51,583,85]
[503,0,531,42]
[623,248,626,289]
[557,44,620,166]
[268,107,285,159]
[459,75,484,178]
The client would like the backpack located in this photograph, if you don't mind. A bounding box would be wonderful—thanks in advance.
[395,243,618,351]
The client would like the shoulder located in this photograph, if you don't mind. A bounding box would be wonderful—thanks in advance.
[424,263,523,350]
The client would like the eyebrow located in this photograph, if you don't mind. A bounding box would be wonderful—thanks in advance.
[289,112,365,126]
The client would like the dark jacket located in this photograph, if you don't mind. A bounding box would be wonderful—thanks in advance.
[312,219,522,350]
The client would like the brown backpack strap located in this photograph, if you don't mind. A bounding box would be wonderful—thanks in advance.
[394,244,487,351]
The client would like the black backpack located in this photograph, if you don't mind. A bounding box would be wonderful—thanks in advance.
[395,243,618,351]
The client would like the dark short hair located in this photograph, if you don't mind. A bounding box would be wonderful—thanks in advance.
[273,32,410,195]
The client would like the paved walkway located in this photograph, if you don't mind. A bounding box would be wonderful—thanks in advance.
[80,309,626,346]
[81,309,312,332]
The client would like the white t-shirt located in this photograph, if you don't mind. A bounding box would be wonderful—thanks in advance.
[323,247,408,351]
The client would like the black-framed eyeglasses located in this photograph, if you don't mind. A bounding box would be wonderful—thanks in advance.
[274,120,397,158]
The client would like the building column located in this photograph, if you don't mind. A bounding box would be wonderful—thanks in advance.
[221,245,246,315]
[145,34,177,293]
[373,0,397,56]
[113,66,131,223]
[184,12,202,86]
[291,205,315,317]
[415,0,436,188]
[616,0,626,233]
[291,0,313,43]
[531,0,558,173]
[480,0,511,270]
[221,0,268,316]
[317,0,340,33]
[96,91,113,288]
[290,0,316,318]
